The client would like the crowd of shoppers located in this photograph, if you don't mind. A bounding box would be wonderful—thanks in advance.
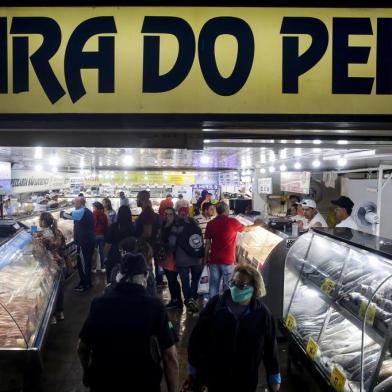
[53,189,281,392]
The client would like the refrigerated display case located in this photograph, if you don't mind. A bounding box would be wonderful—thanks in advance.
[235,215,287,319]
[0,229,60,360]
[282,228,392,392]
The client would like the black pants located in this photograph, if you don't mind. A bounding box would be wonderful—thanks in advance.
[155,259,164,284]
[77,244,94,288]
[164,269,182,304]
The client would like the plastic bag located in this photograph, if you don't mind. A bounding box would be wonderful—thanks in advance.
[197,265,210,295]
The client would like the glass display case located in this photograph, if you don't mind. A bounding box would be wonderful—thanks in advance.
[0,230,60,353]
[283,228,392,392]
[235,215,287,319]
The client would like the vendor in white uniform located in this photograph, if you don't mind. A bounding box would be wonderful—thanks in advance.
[299,199,328,230]
[331,196,358,230]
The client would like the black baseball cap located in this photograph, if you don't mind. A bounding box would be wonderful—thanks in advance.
[120,253,148,277]
[92,201,104,210]
[331,196,354,211]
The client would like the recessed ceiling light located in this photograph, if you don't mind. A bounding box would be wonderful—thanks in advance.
[312,159,321,168]
[294,162,302,170]
[280,164,287,171]
[269,166,275,173]
[337,140,348,145]
[122,155,134,166]
[295,140,302,144]
[200,155,210,164]
[337,157,347,167]
[35,164,43,172]
[260,168,266,174]
[313,139,322,145]
[280,140,287,144]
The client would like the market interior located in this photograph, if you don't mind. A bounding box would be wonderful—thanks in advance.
[1,136,392,392]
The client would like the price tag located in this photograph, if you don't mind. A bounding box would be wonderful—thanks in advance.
[330,366,346,392]
[285,313,296,332]
[321,278,336,296]
[306,336,319,361]
[359,300,376,326]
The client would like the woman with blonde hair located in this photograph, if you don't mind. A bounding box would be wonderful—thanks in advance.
[186,264,281,392]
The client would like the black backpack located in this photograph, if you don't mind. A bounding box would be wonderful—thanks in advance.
[176,218,205,258]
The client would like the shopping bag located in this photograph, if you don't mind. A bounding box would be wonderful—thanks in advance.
[197,265,210,295]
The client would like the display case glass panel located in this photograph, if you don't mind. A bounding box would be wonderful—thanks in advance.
[0,230,59,349]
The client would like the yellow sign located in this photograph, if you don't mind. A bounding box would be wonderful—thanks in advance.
[306,336,319,361]
[359,300,377,326]
[285,313,296,332]
[0,8,392,114]
[101,172,196,185]
[330,366,346,392]
[321,278,337,296]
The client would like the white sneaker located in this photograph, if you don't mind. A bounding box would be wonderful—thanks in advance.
[101,268,106,273]
[50,316,57,325]
[92,269,97,274]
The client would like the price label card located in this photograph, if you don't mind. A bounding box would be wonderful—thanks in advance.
[306,336,319,361]
[359,300,376,326]
[330,366,346,392]
[321,278,337,296]
[285,313,296,332]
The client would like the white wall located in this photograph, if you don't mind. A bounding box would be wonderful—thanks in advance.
[341,177,392,239]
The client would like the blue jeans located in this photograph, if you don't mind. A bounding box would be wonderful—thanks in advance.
[209,264,235,299]
[177,265,203,303]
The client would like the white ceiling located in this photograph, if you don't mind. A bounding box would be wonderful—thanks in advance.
[1,137,392,174]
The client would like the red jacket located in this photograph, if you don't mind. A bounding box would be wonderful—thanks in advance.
[158,198,174,217]
[93,209,109,236]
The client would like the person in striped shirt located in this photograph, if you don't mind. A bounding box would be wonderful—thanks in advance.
[194,202,215,242]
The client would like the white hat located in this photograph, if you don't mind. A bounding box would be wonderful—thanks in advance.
[301,199,317,209]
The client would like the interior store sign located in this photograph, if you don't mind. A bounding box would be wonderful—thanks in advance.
[0,7,392,114]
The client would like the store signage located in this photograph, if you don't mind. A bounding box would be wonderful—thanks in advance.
[1,8,392,114]
[11,170,70,193]
[258,177,272,194]
[306,336,319,362]
[281,172,311,194]
[330,366,346,392]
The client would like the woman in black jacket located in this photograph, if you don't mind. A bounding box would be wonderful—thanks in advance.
[187,264,281,392]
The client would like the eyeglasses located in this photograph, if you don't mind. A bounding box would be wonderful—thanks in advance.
[228,279,251,290]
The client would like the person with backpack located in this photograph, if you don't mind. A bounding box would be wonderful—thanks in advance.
[92,201,109,273]
[170,207,204,314]
[36,212,67,323]
[104,205,135,283]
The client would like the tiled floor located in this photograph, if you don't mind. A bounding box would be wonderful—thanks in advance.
[30,272,323,392]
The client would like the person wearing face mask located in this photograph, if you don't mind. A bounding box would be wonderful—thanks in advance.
[186,264,281,392]
[78,253,179,392]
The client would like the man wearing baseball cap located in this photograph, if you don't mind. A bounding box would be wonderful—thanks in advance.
[300,199,328,230]
[331,196,358,230]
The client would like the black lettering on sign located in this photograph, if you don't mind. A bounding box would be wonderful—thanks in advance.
[333,18,374,94]
[198,17,254,96]
[377,18,392,94]
[64,16,117,103]
[0,18,7,93]
[142,16,195,93]
[10,17,65,103]
[281,17,328,93]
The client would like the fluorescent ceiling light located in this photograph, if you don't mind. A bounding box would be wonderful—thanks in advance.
[294,162,302,170]
[48,155,60,166]
[294,148,302,157]
[34,147,43,159]
[35,164,43,172]
[337,140,349,145]
[122,155,134,166]
[200,155,210,164]
[280,164,287,171]
[313,139,322,145]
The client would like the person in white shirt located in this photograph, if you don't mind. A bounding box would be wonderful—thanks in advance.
[174,194,189,212]
[194,202,215,242]
[331,196,359,230]
[298,199,328,231]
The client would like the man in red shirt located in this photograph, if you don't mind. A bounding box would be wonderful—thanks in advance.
[204,202,263,299]
[159,194,174,218]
